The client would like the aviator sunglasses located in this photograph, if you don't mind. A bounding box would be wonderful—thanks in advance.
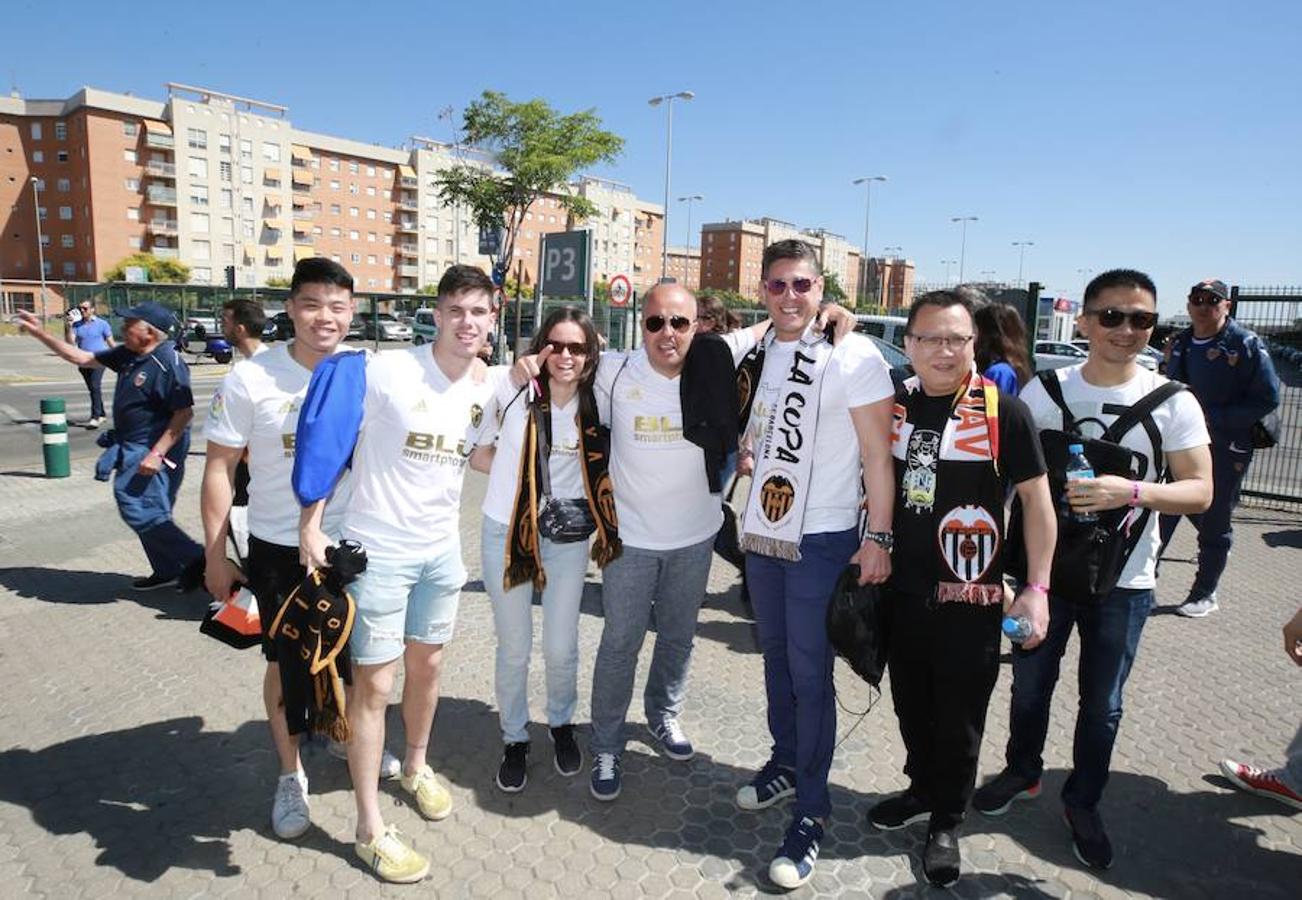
[1088,308,1159,330]
[764,277,815,296]
[1188,292,1224,308]
[545,340,588,356]
[644,314,692,334]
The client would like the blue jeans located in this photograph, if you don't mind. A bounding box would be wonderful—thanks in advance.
[481,516,590,744]
[111,436,202,579]
[80,366,105,419]
[1005,587,1154,811]
[589,536,714,756]
[746,528,859,819]
[1158,439,1252,597]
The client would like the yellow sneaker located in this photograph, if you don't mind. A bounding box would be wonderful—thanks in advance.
[400,764,453,821]
[355,825,429,884]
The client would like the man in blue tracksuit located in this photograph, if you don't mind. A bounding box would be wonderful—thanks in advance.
[1159,279,1280,617]
[16,301,203,590]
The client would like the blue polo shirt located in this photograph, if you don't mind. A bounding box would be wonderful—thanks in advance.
[72,316,113,354]
[95,341,195,444]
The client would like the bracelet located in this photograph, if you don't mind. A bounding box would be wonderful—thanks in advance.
[148,450,163,460]
[1128,481,1141,508]
[1025,582,1050,595]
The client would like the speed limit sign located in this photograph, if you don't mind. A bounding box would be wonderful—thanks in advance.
[609,274,632,307]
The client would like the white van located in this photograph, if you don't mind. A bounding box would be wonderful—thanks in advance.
[853,314,909,348]
[412,308,437,345]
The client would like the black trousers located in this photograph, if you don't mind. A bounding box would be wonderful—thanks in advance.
[886,587,1003,831]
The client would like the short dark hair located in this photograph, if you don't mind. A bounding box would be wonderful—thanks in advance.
[437,264,496,302]
[905,289,976,334]
[221,297,265,336]
[1083,269,1156,309]
[761,239,820,278]
[290,257,354,297]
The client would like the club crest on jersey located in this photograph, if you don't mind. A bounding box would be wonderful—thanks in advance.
[470,403,483,429]
[133,371,148,388]
[937,504,1000,584]
[760,473,796,524]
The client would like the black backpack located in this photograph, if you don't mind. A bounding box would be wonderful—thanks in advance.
[1008,371,1184,604]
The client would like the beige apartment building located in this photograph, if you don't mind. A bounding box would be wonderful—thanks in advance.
[664,246,700,291]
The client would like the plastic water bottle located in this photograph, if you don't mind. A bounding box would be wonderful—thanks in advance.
[1002,615,1032,644]
[1064,443,1098,524]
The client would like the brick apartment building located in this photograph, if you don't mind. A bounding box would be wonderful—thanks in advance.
[699,217,859,302]
[860,255,916,310]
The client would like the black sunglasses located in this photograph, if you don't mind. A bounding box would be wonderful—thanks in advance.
[764,277,814,296]
[545,340,588,356]
[1089,308,1159,330]
[644,314,692,334]
[1188,292,1224,307]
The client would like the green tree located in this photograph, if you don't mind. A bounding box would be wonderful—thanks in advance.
[416,283,439,296]
[821,269,847,303]
[265,276,291,288]
[436,91,624,282]
[104,252,191,284]
[698,287,755,309]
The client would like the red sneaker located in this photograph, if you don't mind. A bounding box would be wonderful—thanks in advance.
[1219,759,1302,811]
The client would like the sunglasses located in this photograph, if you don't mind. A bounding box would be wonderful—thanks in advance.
[545,340,588,356]
[1089,308,1159,330]
[644,314,692,334]
[1188,292,1224,308]
[764,277,815,296]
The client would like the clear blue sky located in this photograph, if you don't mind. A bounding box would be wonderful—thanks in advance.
[8,0,1300,312]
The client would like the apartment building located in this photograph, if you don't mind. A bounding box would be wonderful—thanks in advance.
[664,246,700,291]
[699,218,858,301]
[861,255,916,309]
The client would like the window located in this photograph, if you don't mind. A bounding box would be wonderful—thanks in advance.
[220,188,233,209]
[385,255,393,264]
[223,243,235,261]
[330,227,341,237]
[221,218,234,236]
[127,235,142,249]
[329,159,339,172]
[124,177,140,191]
[330,179,340,191]
[240,166,253,184]
[126,207,140,221]
[351,253,361,263]
[366,165,376,177]
[123,149,137,164]
[123,121,138,137]
[55,177,70,192]
[367,254,377,265]
[191,185,209,207]
[349,206,359,217]
[57,150,69,163]
[40,233,50,245]
[188,156,208,179]
[329,203,341,215]
[242,197,254,215]
[219,133,231,155]
[366,209,376,220]
[193,267,212,283]
[61,235,75,248]
[349,183,358,195]
[190,212,210,233]
[242,221,254,238]
[313,226,323,235]
[446,239,454,255]
[239,139,252,160]
[348,161,359,174]
[32,150,44,163]
[367,231,376,242]
[382,212,392,223]
[33,178,46,191]
[219,161,232,182]
[187,128,207,149]
[349,229,359,240]
[30,122,42,140]
[331,254,341,262]
[62,261,76,277]
[382,189,391,200]
[262,142,280,162]
[58,206,72,220]
[193,240,211,260]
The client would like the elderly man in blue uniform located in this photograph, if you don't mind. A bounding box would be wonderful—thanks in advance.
[15,302,203,590]
[1158,278,1280,617]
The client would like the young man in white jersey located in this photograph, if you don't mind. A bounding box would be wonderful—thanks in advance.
[201,259,381,840]
[296,264,504,884]
[973,269,1212,870]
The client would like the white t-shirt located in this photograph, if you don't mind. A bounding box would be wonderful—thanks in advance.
[477,380,585,525]
[344,345,506,560]
[1020,364,1209,589]
[734,330,895,534]
[204,343,352,546]
[595,348,721,550]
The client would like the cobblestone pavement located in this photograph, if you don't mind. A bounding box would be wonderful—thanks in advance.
[0,459,1297,898]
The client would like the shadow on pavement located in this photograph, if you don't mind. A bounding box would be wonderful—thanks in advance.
[0,716,351,883]
[1262,528,1302,549]
[0,566,206,621]
[0,469,50,479]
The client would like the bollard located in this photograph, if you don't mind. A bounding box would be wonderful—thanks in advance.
[40,397,71,478]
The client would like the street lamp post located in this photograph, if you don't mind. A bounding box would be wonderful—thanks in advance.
[852,175,887,302]
[951,216,978,283]
[1076,268,1093,296]
[438,106,461,265]
[649,91,694,281]
[941,258,956,283]
[30,177,48,317]
[677,194,703,251]
[1012,240,1034,287]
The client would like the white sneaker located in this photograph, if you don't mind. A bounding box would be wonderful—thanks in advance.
[271,770,310,839]
[328,739,402,780]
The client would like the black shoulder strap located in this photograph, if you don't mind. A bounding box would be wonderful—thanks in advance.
[1104,382,1184,445]
[1037,370,1077,432]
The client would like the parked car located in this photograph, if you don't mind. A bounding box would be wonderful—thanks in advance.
[1072,339,1157,371]
[361,313,413,342]
[862,333,912,388]
[411,308,437,345]
[346,317,365,340]
[1034,340,1088,371]
[269,311,294,340]
[853,314,909,348]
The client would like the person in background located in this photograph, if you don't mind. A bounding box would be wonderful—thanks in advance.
[695,293,742,337]
[66,301,115,427]
[974,302,1032,397]
[221,297,268,361]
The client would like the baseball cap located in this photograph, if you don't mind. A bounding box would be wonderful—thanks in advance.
[115,301,177,333]
[1189,279,1229,301]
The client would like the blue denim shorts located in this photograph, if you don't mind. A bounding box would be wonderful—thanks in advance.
[348,543,467,665]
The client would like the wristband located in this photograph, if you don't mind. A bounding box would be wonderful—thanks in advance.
[1025,582,1049,596]
[1128,481,1141,508]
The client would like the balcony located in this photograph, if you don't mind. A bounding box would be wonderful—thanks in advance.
[150,246,179,259]
[144,132,175,151]
[396,219,418,233]
[146,219,178,236]
[399,176,418,190]
[396,243,419,257]
[397,199,419,213]
[293,231,314,246]
[292,207,316,221]
[399,264,419,277]
[144,161,176,179]
[146,185,177,206]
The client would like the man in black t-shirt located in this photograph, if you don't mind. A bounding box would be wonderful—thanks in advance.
[868,291,1057,889]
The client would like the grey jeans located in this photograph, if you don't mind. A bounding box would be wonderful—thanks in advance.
[589,536,714,755]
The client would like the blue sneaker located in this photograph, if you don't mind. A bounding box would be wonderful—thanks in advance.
[648,718,694,761]
[769,815,823,890]
[590,752,622,801]
[737,759,797,810]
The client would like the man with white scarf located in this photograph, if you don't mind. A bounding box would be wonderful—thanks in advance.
[729,239,896,890]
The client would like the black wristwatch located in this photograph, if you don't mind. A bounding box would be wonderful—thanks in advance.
[863,531,894,552]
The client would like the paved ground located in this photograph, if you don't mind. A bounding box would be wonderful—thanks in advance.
[0,370,1298,896]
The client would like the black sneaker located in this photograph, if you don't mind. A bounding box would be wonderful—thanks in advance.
[1064,806,1113,869]
[736,759,797,811]
[868,790,931,831]
[923,828,961,887]
[590,752,622,801]
[972,768,1042,816]
[495,741,529,793]
[176,556,206,593]
[550,725,582,777]
[132,573,178,591]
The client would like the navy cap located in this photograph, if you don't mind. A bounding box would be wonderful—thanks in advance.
[115,301,177,333]
[1189,279,1229,301]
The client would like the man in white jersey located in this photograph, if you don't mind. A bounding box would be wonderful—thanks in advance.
[201,259,365,839]
[296,265,504,884]
[973,268,1212,870]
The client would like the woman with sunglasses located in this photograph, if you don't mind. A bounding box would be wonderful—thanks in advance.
[469,307,620,794]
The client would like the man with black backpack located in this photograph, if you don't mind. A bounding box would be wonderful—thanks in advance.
[1158,278,1280,618]
[974,269,1213,870]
